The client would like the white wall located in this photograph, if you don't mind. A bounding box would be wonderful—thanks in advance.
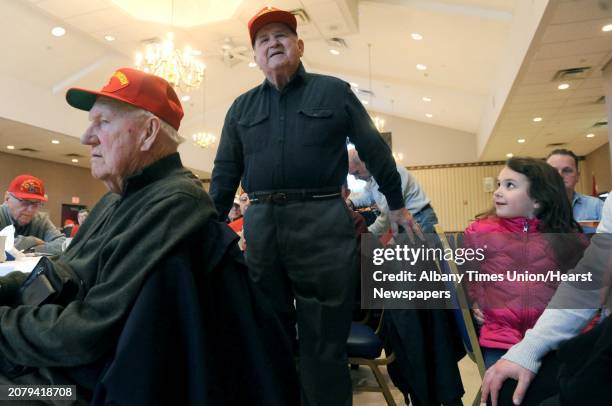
[367,111,477,165]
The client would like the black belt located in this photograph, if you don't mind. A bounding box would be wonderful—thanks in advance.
[414,203,432,215]
[248,188,341,204]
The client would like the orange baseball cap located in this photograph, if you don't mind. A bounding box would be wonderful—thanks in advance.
[65,67,184,130]
[8,174,47,202]
[248,6,297,45]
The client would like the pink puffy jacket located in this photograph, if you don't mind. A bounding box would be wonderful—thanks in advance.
[463,216,560,349]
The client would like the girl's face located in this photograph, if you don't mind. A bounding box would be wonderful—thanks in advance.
[493,166,540,219]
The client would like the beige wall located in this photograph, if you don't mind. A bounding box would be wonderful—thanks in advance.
[584,143,611,194]
[0,152,107,227]
[369,112,478,165]
[409,160,593,232]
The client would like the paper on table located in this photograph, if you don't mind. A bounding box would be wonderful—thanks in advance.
[0,256,41,276]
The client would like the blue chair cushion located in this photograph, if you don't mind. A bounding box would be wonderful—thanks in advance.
[347,322,383,359]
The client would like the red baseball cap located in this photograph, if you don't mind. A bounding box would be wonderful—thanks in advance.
[65,67,184,130]
[8,174,47,202]
[248,7,297,45]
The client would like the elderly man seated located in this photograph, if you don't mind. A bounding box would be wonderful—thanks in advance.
[0,68,297,405]
[0,174,65,255]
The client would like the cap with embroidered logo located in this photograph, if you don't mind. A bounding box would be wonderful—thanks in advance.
[8,174,47,202]
[248,6,297,45]
[65,67,184,130]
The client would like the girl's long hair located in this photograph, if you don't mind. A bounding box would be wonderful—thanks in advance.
[477,157,584,269]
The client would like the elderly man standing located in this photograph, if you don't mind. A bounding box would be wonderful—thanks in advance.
[348,148,438,233]
[1,174,65,255]
[210,7,419,405]
[546,149,603,222]
[0,68,296,405]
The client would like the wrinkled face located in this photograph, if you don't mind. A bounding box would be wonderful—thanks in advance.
[546,154,579,194]
[494,166,539,219]
[348,159,371,181]
[81,98,146,193]
[253,23,304,79]
[238,193,250,215]
[5,193,43,226]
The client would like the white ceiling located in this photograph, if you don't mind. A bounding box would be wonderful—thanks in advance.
[0,0,610,177]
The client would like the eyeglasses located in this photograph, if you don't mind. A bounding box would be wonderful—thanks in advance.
[9,194,44,209]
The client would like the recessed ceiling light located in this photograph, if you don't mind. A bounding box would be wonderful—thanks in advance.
[411,33,423,41]
[602,23,612,32]
[180,95,190,102]
[416,64,427,71]
[51,26,66,37]
[104,35,115,42]
[586,133,595,138]
[350,82,359,88]
[533,117,542,122]
[557,83,570,90]
[517,138,526,143]
[361,99,369,105]
[329,49,340,56]
[422,96,432,102]
[248,61,257,68]
[51,140,60,144]
[425,113,433,118]
[71,159,79,163]
[6,145,15,150]
[506,153,514,158]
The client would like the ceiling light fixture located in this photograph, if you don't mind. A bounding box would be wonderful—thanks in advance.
[104,35,115,42]
[506,153,513,158]
[71,159,79,163]
[51,140,60,144]
[416,64,427,71]
[533,117,542,122]
[393,152,404,161]
[51,26,65,37]
[422,96,432,102]
[329,49,340,56]
[517,138,526,143]
[586,133,595,138]
[134,1,205,92]
[361,99,369,105]
[349,82,359,88]
[557,83,570,90]
[180,95,190,102]
[425,113,433,118]
[6,145,15,150]
[191,73,216,149]
[602,23,612,32]
[248,61,257,68]
[411,33,423,41]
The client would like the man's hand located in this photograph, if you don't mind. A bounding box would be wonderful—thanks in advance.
[481,359,535,406]
[472,304,485,325]
[388,208,425,242]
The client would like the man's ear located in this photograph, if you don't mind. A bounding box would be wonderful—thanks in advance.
[140,116,161,152]
[534,201,541,210]
[298,38,304,57]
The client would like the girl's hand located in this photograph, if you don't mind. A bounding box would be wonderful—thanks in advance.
[472,304,485,325]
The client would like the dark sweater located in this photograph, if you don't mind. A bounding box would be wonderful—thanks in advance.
[0,153,216,386]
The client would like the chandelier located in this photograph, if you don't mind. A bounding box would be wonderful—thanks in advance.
[392,152,404,161]
[192,132,216,149]
[372,116,385,132]
[135,32,205,92]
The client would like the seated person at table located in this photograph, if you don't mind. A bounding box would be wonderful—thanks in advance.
[0,174,65,255]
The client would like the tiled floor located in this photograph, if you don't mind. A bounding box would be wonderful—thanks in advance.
[352,354,482,405]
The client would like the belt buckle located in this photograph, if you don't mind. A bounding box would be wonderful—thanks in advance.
[271,192,287,204]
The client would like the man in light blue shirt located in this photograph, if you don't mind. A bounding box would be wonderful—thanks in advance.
[546,149,603,222]
[348,148,438,233]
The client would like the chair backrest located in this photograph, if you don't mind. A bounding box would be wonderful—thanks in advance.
[434,224,486,378]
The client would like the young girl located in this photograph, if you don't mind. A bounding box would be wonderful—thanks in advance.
[463,157,586,369]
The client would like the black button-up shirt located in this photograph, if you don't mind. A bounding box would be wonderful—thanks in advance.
[210,64,402,218]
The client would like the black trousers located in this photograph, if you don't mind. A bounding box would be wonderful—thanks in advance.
[244,198,356,406]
